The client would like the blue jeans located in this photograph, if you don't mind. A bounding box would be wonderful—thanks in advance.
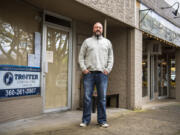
[82,71,108,124]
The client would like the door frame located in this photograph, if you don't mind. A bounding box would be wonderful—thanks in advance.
[41,11,72,113]
[150,55,155,100]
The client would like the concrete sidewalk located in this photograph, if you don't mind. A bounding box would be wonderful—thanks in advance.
[0,99,180,135]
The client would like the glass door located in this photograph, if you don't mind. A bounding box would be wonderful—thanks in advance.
[45,26,70,111]
[158,57,168,98]
[142,55,148,97]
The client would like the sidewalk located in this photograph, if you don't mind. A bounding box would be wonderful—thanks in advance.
[0,99,180,135]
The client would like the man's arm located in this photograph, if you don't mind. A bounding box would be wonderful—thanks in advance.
[79,40,87,72]
[105,42,114,74]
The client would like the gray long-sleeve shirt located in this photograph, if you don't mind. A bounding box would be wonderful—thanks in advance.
[78,35,114,73]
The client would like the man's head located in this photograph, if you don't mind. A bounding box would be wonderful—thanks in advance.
[93,22,103,39]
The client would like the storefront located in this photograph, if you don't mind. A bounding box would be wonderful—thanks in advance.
[140,3,180,103]
[3,0,180,123]
[0,0,140,122]
[142,34,177,102]
[41,12,73,112]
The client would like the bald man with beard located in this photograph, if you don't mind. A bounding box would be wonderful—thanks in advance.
[79,22,114,128]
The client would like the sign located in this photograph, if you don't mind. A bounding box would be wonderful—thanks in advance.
[28,32,41,67]
[46,51,53,63]
[28,54,41,67]
[0,65,41,98]
[140,4,180,47]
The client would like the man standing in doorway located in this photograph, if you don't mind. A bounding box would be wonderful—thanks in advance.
[79,22,114,128]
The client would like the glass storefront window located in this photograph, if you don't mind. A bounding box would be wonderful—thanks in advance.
[142,55,148,97]
[158,54,168,97]
[170,59,176,88]
[0,0,41,66]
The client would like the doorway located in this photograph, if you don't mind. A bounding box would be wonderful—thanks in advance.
[142,43,169,101]
[158,55,169,99]
[42,13,72,112]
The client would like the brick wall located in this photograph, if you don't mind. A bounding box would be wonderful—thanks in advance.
[108,27,128,108]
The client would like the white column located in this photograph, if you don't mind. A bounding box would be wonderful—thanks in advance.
[104,19,107,38]
[127,28,143,109]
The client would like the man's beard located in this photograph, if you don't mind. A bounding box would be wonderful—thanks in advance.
[94,31,102,39]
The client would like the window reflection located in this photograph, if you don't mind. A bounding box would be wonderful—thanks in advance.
[47,28,69,65]
[170,59,176,88]
[142,43,148,97]
[158,55,168,97]
[142,55,148,97]
[0,21,33,65]
[46,27,69,108]
[0,0,41,66]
